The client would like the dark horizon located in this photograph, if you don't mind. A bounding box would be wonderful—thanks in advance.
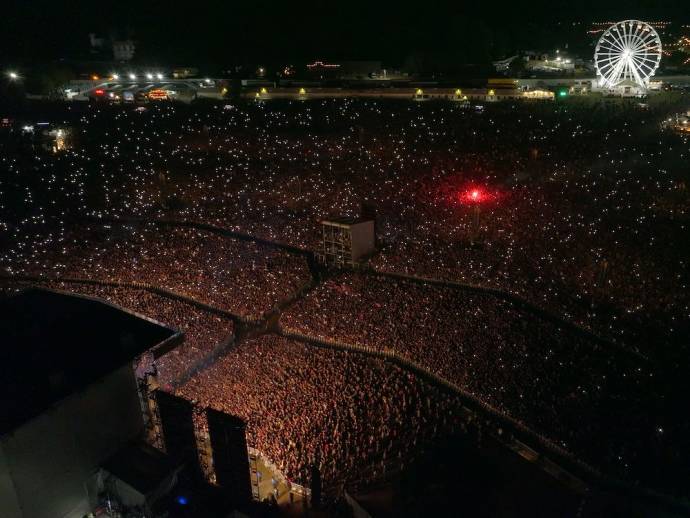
[1,0,688,67]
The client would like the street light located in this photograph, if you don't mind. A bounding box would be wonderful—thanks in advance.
[7,71,19,80]
[129,73,136,80]
[111,73,119,80]
[156,73,163,80]
[146,73,153,80]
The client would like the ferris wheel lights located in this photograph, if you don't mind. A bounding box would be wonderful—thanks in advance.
[594,20,662,90]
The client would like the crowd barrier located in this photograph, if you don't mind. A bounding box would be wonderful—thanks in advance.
[3,275,687,512]
[280,327,690,514]
[362,268,647,361]
[0,273,261,325]
[248,446,311,499]
[40,212,646,362]
[0,274,240,391]
[73,215,627,362]
[75,215,319,318]
[279,328,600,479]
[81,214,311,256]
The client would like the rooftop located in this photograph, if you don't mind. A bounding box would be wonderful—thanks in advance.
[102,441,181,495]
[321,216,374,227]
[0,288,176,435]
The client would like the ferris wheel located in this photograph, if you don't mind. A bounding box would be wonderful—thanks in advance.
[594,20,662,90]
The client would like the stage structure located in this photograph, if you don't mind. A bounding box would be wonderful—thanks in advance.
[155,391,204,476]
[594,20,662,95]
[207,409,252,504]
[0,288,177,518]
[319,217,375,267]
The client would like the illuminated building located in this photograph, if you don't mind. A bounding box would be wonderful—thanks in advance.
[522,89,555,100]
[663,111,690,134]
[523,50,576,72]
[48,127,71,153]
[147,88,169,101]
[319,217,375,267]
[172,68,199,79]
[305,60,383,80]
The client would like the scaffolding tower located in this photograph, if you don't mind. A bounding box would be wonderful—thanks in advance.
[319,217,375,268]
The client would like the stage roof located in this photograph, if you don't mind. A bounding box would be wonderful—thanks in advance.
[0,288,176,435]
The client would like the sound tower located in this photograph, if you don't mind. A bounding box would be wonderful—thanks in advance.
[155,390,202,476]
[207,408,252,504]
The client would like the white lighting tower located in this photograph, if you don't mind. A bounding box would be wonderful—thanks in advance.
[594,20,662,91]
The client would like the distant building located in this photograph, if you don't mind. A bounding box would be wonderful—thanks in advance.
[338,61,383,79]
[596,79,647,97]
[86,32,136,62]
[523,50,575,73]
[113,40,136,62]
[172,68,199,79]
[0,288,179,518]
[305,60,383,80]
[319,217,375,267]
[492,56,518,72]
[487,78,519,91]
[43,127,72,153]
[517,77,595,92]
[663,110,690,134]
[522,90,555,100]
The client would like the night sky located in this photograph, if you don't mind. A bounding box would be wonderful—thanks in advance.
[1,0,687,66]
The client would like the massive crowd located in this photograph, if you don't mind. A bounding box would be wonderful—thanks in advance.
[2,221,310,319]
[177,334,470,490]
[1,97,688,496]
[280,271,667,482]
[1,98,688,350]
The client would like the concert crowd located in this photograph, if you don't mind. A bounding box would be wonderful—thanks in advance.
[1,96,688,496]
[2,222,310,319]
[2,99,688,350]
[177,334,470,490]
[280,271,669,482]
